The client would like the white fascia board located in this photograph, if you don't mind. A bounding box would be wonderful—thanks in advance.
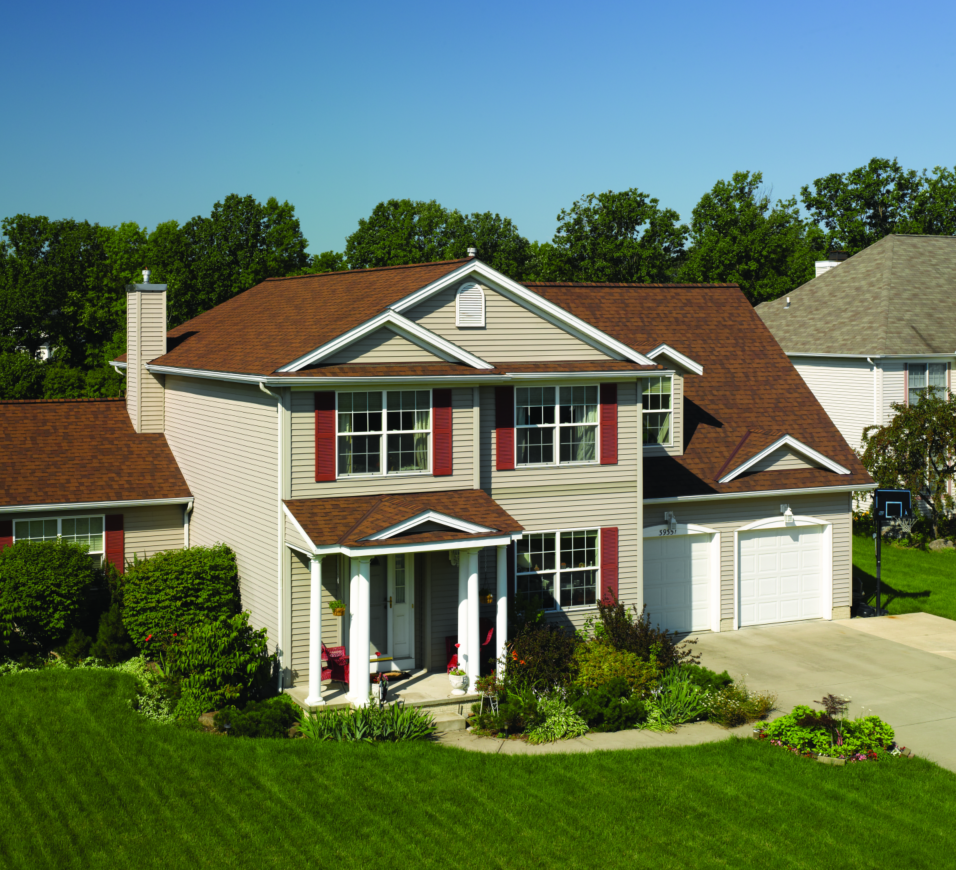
[643,482,875,505]
[719,435,850,483]
[112,360,128,369]
[275,310,494,372]
[388,260,654,366]
[281,503,320,554]
[360,510,496,541]
[313,532,521,559]
[645,344,704,376]
[786,352,956,359]
[0,496,194,514]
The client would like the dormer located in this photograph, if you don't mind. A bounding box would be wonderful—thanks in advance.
[641,345,703,458]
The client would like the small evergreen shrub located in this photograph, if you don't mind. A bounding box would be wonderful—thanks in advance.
[58,627,92,665]
[122,545,241,646]
[681,663,733,694]
[572,641,659,694]
[568,678,648,731]
[214,695,300,738]
[0,540,99,651]
[505,623,580,690]
[596,598,700,668]
[90,603,135,664]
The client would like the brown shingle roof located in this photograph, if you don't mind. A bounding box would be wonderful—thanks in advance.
[0,399,191,509]
[527,282,873,498]
[287,360,658,378]
[285,490,523,548]
[147,260,470,376]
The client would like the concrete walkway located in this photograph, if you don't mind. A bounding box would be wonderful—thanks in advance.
[438,613,956,771]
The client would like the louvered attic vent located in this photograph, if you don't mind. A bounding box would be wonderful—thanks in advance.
[456,282,485,327]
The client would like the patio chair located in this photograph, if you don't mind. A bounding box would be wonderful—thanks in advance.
[445,620,496,672]
[322,643,349,685]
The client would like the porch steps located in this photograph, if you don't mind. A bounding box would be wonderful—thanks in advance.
[432,712,468,732]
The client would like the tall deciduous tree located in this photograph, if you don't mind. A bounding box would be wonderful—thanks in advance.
[680,171,825,304]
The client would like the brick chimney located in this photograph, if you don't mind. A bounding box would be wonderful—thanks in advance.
[126,274,167,433]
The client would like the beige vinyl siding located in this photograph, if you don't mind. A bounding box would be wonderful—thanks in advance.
[124,503,185,560]
[290,386,474,498]
[747,446,820,473]
[165,376,280,643]
[324,327,444,364]
[792,357,876,451]
[407,281,614,362]
[645,490,852,625]
[284,515,311,553]
[139,291,166,433]
[125,291,139,430]
[290,550,342,685]
[882,360,906,424]
[642,373,683,457]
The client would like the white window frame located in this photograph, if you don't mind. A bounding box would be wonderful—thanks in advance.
[514,384,601,468]
[12,514,107,562]
[906,361,949,406]
[641,375,674,447]
[515,527,601,613]
[336,389,433,479]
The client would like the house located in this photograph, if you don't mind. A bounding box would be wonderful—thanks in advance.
[0,256,873,708]
[755,235,956,454]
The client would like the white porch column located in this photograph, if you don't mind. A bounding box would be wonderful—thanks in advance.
[457,551,469,680]
[304,554,326,707]
[465,548,481,693]
[348,556,372,707]
[496,544,508,679]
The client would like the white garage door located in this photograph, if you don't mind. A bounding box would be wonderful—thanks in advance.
[739,526,822,627]
[643,534,711,633]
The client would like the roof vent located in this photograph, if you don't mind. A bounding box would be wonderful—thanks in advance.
[142,269,151,283]
[456,281,485,327]
[785,296,790,309]
[467,246,477,258]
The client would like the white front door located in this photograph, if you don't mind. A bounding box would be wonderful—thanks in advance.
[739,526,822,626]
[388,553,415,668]
[643,533,712,633]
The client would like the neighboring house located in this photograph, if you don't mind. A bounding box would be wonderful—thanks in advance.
[0,256,873,707]
[756,235,956,455]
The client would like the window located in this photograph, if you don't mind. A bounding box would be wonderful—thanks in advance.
[909,363,947,405]
[515,385,598,466]
[13,515,105,564]
[642,377,672,445]
[337,390,430,476]
[516,529,599,611]
[394,554,407,604]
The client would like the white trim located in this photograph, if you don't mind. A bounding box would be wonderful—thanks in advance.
[281,503,318,552]
[645,344,704,376]
[643,523,722,633]
[455,282,486,327]
[276,310,494,372]
[0,496,194,514]
[361,510,495,541]
[644,483,876,504]
[733,515,833,630]
[640,374,674,448]
[111,360,128,369]
[388,260,654,366]
[13,513,107,557]
[321,533,521,559]
[514,383,602,468]
[787,352,956,360]
[515,526,601,613]
[718,435,851,483]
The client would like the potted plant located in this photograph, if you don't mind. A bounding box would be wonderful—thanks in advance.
[328,600,346,617]
[479,587,494,605]
[448,666,467,696]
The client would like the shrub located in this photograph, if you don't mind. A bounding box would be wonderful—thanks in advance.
[90,603,135,664]
[163,612,274,720]
[0,540,99,651]
[214,695,300,738]
[297,701,437,742]
[596,599,700,668]
[470,685,546,737]
[568,678,647,731]
[572,641,659,694]
[758,704,895,758]
[681,664,733,694]
[505,623,579,690]
[704,682,776,728]
[122,545,241,646]
[644,668,709,730]
[526,693,589,744]
[58,627,92,665]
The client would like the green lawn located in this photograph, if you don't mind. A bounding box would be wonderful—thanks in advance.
[853,533,956,620]
[2,670,956,869]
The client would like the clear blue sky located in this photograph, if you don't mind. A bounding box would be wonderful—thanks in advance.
[2,0,954,255]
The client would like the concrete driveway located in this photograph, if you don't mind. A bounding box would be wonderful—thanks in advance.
[693,612,956,771]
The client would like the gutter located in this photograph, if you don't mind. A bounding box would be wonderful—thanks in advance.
[0,496,194,514]
[786,352,956,360]
[643,483,876,505]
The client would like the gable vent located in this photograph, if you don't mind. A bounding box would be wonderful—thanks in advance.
[456,282,485,327]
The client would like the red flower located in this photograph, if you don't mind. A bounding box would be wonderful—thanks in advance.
[145,634,152,642]
[520,660,526,665]
[455,643,461,649]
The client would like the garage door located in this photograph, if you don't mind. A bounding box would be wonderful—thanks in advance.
[739,526,822,626]
[643,534,711,633]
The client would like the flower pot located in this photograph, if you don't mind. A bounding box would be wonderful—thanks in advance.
[449,673,467,696]
[331,607,346,617]
[483,594,494,605]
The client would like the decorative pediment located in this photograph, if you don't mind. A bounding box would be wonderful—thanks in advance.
[645,344,703,375]
[719,435,850,484]
[359,510,497,542]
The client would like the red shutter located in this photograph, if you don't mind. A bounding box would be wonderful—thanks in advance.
[600,383,618,465]
[600,527,619,604]
[495,386,515,471]
[105,514,125,574]
[0,519,12,551]
[432,389,453,476]
[314,392,336,482]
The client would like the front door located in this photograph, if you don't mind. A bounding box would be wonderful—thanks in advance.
[389,553,415,668]
[369,557,388,662]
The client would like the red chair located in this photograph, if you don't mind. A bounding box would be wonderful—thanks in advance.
[446,619,495,671]
[322,643,350,685]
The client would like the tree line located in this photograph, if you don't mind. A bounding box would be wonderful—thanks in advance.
[2,157,954,401]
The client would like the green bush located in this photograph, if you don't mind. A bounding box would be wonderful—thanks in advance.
[759,704,895,758]
[58,627,92,665]
[214,695,300,738]
[681,664,733,694]
[470,686,546,737]
[297,701,437,742]
[704,682,776,728]
[596,599,700,668]
[122,545,241,646]
[572,641,659,694]
[0,540,99,651]
[568,678,647,731]
[164,612,274,720]
[526,693,589,744]
[644,668,709,730]
[505,623,580,690]
[90,603,135,664]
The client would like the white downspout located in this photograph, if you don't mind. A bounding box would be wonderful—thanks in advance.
[259,381,285,692]
[183,500,194,548]
[866,357,878,428]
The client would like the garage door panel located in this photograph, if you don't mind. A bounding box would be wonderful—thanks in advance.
[644,534,712,634]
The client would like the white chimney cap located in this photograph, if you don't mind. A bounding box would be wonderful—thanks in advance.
[142,269,151,283]
[467,246,477,258]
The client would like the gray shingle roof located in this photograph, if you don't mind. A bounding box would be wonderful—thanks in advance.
[755,235,956,355]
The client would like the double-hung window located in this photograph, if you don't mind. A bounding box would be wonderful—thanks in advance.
[12,516,105,564]
[908,363,947,405]
[642,377,672,445]
[516,529,599,611]
[515,386,598,466]
[337,390,431,476]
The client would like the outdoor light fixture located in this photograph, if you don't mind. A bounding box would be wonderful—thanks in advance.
[449,549,460,567]
[781,505,795,526]
[664,511,677,532]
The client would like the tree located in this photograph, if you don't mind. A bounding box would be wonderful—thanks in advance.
[0,352,45,400]
[150,195,310,326]
[309,250,347,273]
[549,189,688,283]
[680,171,826,304]
[860,390,956,537]
[909,165,956,237]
